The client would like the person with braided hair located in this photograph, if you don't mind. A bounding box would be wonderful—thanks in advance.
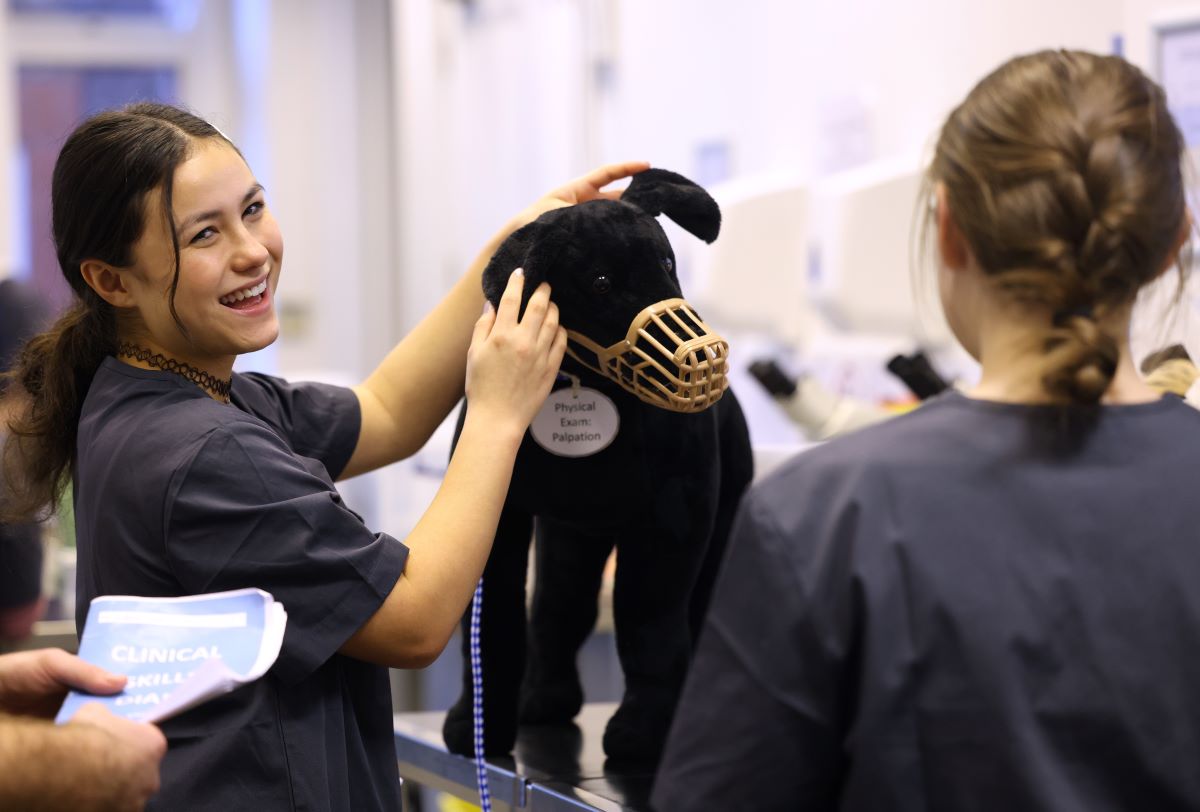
[654,50,1200,811]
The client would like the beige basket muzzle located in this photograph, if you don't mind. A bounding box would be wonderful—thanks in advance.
[564,298,729,413]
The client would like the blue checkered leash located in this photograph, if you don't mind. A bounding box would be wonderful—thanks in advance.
[470,578,492,812]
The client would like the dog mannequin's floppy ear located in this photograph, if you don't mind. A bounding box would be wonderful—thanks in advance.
[482,216,572,310]
[620,168,721,243]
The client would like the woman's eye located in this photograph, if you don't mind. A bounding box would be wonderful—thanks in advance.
[190,227,216,244]
[593,276,612,294]
[244,201,264,218]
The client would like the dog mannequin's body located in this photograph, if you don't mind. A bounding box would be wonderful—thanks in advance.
[442,170,754,763]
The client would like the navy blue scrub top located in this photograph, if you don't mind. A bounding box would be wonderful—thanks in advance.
[654,391,1200,812]
[74,357,409,812]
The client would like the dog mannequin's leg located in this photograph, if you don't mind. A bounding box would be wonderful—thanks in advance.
[604,512,710,764]
[521,518,615,724]
[443,502,533,757]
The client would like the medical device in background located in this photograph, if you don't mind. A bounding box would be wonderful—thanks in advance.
[691,157,970,446]
[806,157,952,346]
[686,171,814,346]
[747,358,889,440]
[747,352,949,442]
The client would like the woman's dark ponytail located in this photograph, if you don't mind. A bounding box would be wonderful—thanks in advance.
[3,297,114,520]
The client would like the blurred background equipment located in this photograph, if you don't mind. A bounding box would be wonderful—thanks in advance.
[1140,344,1199,398]
[886,351,950,401]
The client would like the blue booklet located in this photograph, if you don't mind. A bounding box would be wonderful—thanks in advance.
[56,588,287,724]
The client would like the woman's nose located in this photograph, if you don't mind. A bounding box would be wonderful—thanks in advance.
[231,224,271,271]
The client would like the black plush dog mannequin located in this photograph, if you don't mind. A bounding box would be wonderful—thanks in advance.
[442,169,754,764]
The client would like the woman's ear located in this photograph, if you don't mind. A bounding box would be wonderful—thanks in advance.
[79,260,134,308]
[935,183,970,272]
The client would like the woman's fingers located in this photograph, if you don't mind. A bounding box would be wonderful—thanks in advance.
[574,161,651,198]
[494,268,526,329]
[480,276,556,367]
[536,300,561,351]
[551,325,568,368]
[464,276,562,431]
[548,161,650,205]
[519,282,551,334]
[484,273,552,346]
[541,319,568,381]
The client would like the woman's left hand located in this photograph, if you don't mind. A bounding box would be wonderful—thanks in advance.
[512,160,651,228]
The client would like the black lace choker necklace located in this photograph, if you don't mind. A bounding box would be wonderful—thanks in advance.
[116,343,232,403]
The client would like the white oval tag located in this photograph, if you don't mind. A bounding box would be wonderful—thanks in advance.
[530,386,620,457]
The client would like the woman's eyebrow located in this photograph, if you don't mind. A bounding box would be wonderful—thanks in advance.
[177,184,265,232]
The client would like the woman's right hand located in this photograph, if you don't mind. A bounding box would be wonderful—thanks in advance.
[464,268,567,438]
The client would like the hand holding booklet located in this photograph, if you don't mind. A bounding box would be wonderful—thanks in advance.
[56,588,287,724]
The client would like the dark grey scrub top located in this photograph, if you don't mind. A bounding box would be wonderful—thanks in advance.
[654,391,1200,812]
[75,356,409,812]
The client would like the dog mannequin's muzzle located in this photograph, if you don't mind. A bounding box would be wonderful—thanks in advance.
[564,298,729,413]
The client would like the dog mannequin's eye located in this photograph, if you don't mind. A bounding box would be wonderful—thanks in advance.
[593,276,612,294]
[662,257,674,272]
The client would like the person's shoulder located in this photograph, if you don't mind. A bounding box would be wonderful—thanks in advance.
[757,392,970,494]
[231,369,287,396]
[1156,392,1200,424]
[735,395,979,552]
[230,369,358,426]
[1125,393,1200,452]
[1187,378,1200,409]
[85,361,286,457]
[231,369,354,401]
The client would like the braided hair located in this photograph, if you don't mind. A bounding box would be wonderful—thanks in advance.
[928,50,1187,404]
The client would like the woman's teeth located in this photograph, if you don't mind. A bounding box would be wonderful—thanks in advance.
[220,280,268,305]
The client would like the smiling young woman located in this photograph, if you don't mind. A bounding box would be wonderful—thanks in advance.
[1,101,646,811]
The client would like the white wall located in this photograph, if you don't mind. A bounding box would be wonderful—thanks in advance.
[248,0,398,377]
[390,0,590,334]
[389,1,1129,323]
[602,1,1122,181]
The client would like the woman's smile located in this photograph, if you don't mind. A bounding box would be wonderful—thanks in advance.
[218,275,272,313]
